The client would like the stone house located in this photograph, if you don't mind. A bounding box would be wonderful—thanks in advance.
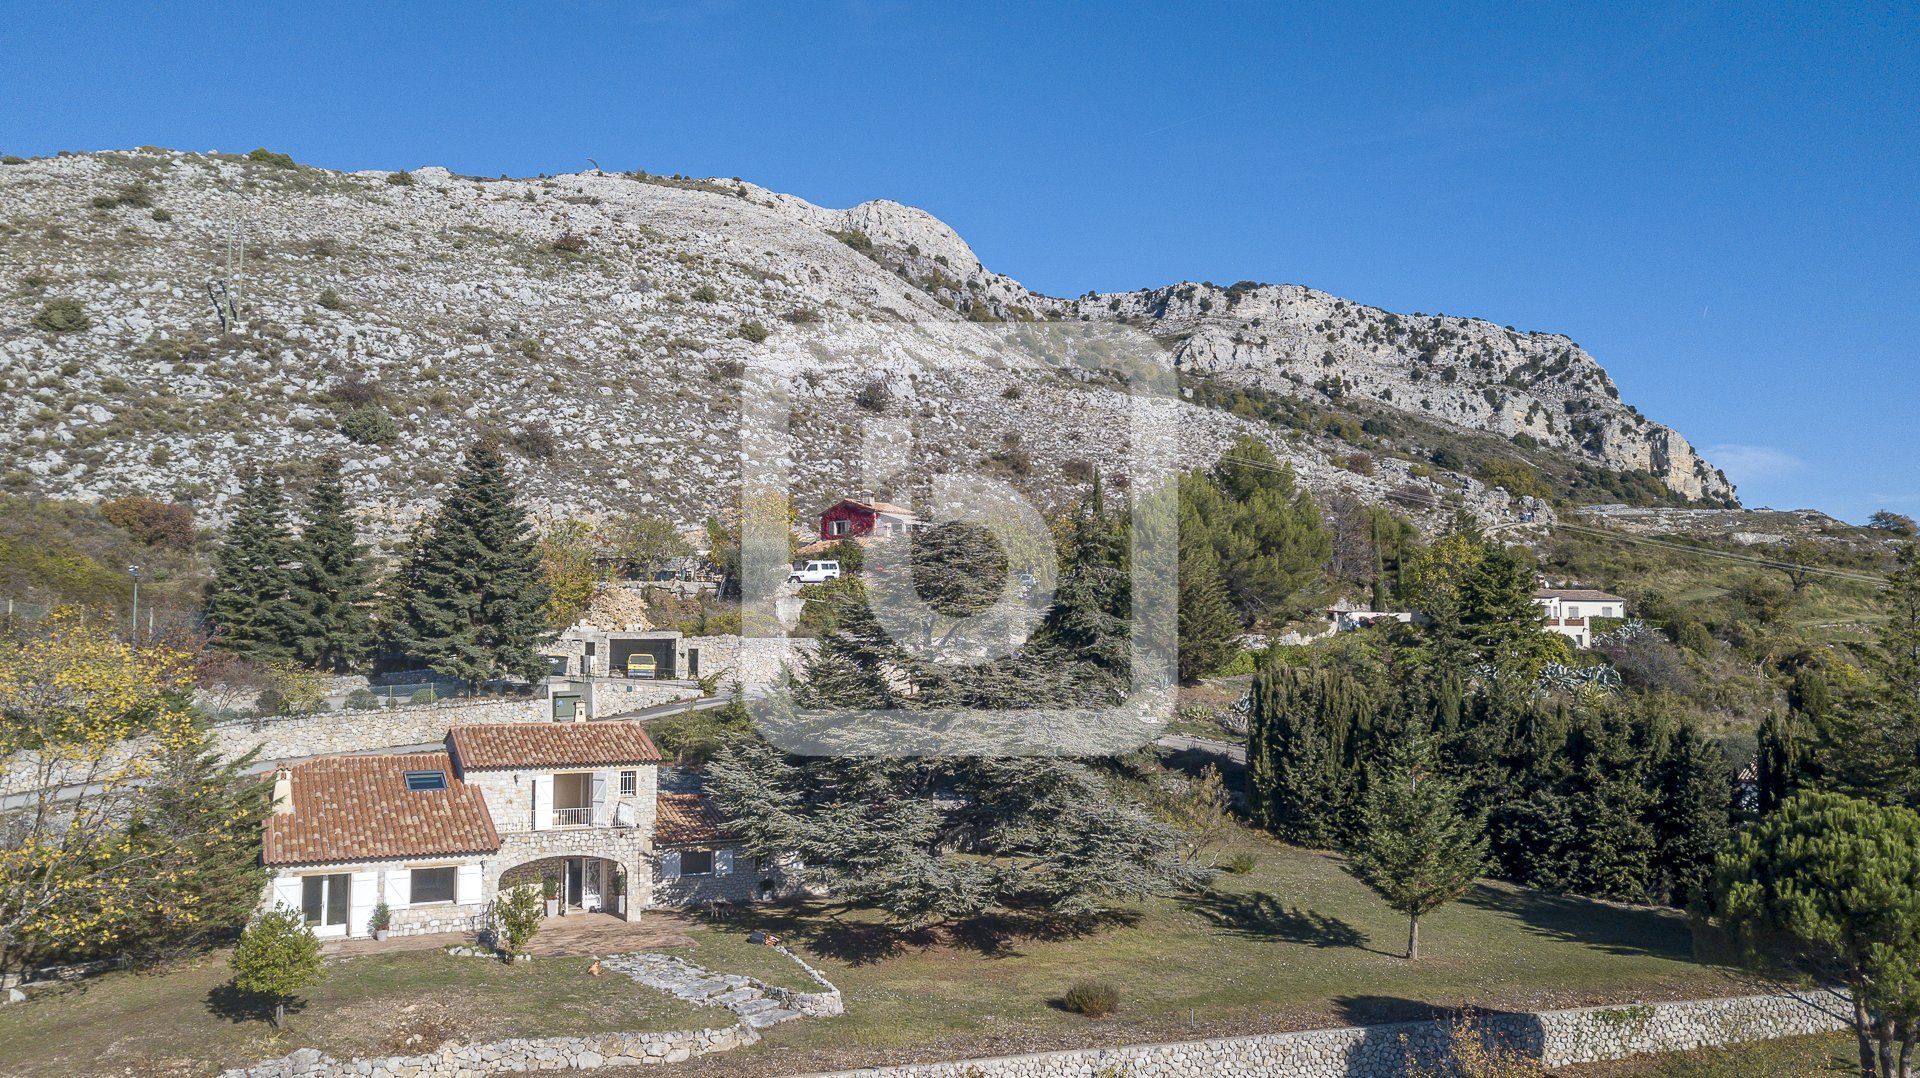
[260,720,773,940]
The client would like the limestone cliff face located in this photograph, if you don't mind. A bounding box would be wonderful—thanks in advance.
[1060,283,1731,502]
[0,149,1729,535]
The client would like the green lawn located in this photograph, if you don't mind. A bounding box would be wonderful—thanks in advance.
[0,950,714,1077]
[0,828,1767,1077]
[665,826,1756,1075]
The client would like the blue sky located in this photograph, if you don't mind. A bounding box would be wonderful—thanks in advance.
[3,1,1914,521]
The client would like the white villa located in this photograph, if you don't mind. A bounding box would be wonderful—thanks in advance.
[262,720,773,940]
[1533,587,1629,649]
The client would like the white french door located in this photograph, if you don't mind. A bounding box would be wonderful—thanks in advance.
[301,873,352,937]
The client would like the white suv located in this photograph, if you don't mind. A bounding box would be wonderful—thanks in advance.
[789,560,842,584]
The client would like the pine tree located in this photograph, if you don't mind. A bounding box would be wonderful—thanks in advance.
[391,441,551,688]
[205,467,301,661]
[1181,437,1332,625]
[1460,544,1559,679]
[1650,723,1733,907]
[1811,543,1920,807]
[1345,723,1488,961]
[126,735,271,959]
[288,454,374,672]
[1711,791,1920,1077]
[1177,541,1240,682]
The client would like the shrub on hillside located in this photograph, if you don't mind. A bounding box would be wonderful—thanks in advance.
[32,297,89,333]
[345,688,381,711]
[100,495,195,551]
[737,320,769,344]
[385,170,415,186]
[339,405,396,446]
[1062,980,1119,1017]
[245,148,296,168]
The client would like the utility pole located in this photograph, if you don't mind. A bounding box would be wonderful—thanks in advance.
[128,565,140,644]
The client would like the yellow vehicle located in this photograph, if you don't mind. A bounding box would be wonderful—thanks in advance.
[625,654,658,679]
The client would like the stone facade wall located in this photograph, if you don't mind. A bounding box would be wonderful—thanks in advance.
[683,635,817,691]
[652,845,769,907]
[811,992,1850,1078]
[225,1022,756,1077]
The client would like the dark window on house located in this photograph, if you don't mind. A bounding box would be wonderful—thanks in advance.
[411,866,457,904]
[405,770,447,792]
[586,641,596,657]
[680,849,714,875]
[620,769,637,796]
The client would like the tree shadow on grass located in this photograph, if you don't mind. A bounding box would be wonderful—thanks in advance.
[1189,888,1385,954]
[1459,883,1695,960]
[205,982,300,1025]
[946,908,1142,959]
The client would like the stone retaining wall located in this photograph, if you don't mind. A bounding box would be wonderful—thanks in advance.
[809,992,1849,1078]
[683,635,815,691]
[224,1022,756,1077]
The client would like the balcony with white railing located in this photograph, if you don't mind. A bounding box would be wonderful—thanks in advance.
[552,806,594,827]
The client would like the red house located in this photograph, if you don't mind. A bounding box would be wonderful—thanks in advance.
[818,499,921,542]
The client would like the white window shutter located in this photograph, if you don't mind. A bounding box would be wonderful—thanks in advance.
[661,850,681,879]
[532,774,554,831]
[387,866,412,908]
[456,862,482,905]
[715,848,734,876]
[591,772,608,827]
[348,869,377,938]
[271,873,301,913]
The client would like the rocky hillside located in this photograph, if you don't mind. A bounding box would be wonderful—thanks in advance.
[0,148,1731,540]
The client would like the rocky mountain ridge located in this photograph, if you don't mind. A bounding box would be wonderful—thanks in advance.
[0,148,1730,541]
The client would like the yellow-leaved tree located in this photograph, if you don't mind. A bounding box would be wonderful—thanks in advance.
[0,608,204,975]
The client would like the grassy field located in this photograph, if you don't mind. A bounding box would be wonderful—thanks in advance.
[662,826,1756,1076]
[0,827,1768,1076]
[0,950,713,1077]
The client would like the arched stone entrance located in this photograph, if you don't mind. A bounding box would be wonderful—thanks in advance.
[499,855,628,916]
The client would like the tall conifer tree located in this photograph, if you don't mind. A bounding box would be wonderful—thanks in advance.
[289,454,374,672]
[391,441,551,688]
[205,467,300,661]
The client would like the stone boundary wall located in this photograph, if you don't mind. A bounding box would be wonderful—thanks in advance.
[211,696,546,763]
[223,1022,757,1077]
[683,635,816,691]
[808,992,1850,1078]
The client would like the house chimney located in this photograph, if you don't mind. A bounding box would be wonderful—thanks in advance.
[271,768,294,815]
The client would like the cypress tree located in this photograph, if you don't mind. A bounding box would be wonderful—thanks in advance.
[289,454,375,672]
[1246,665,1372,846]
[1755,710,1803,816]
[205,467,300,661]
[1177,542,1240,682]
[392,441,551,688]
[126,735,271,959]
[1650,723,1734,907]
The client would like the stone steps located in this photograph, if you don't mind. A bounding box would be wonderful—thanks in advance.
[600,951,814,1029]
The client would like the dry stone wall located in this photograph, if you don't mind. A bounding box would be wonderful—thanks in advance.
[224,1022,757,1077]
[810,992,1849,1078]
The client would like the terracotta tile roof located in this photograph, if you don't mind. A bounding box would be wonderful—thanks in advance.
[1534,588,1627,603]
[655,792,737,847]
[263,752,499,866]
[448,720,663,771]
